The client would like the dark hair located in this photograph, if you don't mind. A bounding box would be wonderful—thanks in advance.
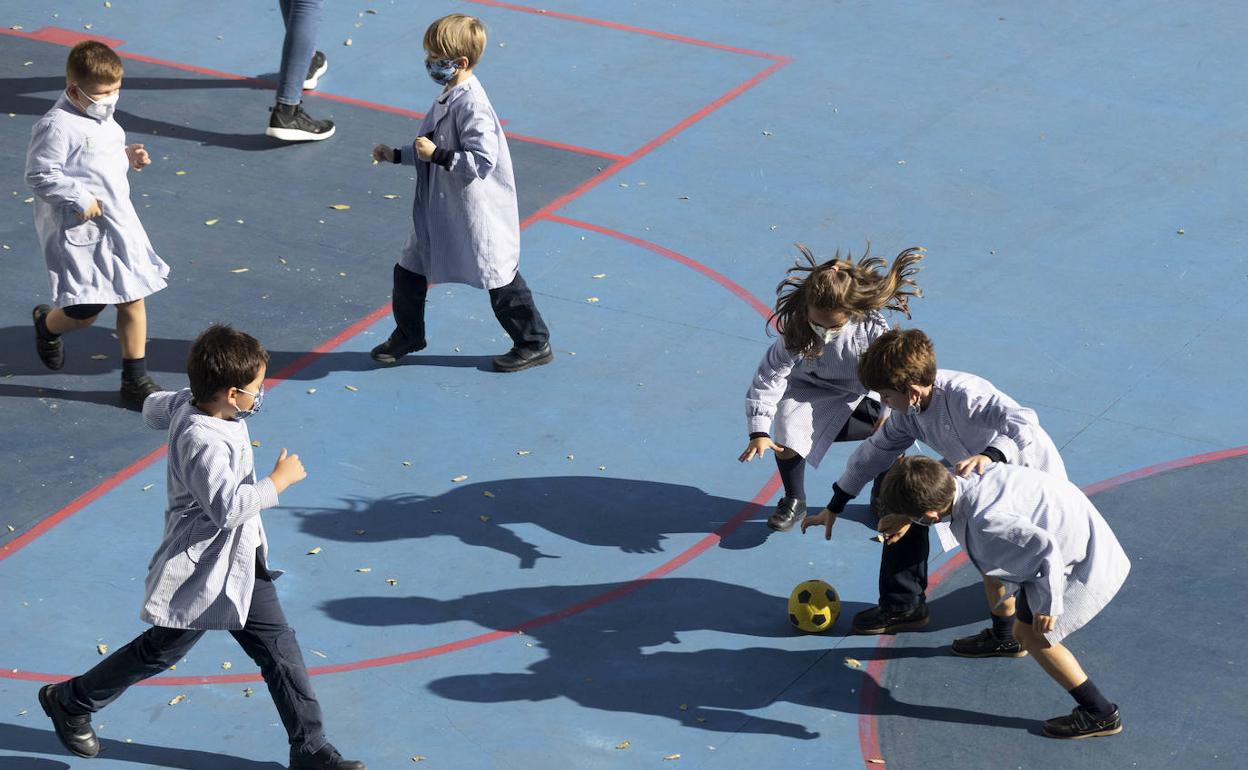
[877,456,956,519]
[769,243,924,359]
[857,328,937,393]
[187,324,268,402]
[66,40,124,85]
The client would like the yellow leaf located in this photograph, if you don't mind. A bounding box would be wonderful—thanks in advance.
[592,273,607,279]
[204,219,219,226]
[311,650,328,658]
[344,38,353,46]
[307,388,317,394]
[243,687,253,697]
[585,297,600,303]
[479,515,490,523]
[401,461,412,467]
[516,450,531,456]
[329,204,351,210]
[345,384,359,392]
[386,578,398,586]
[141,483,154,492]
[663,755,681,761]
[229,267,249,273]
[615,740,630,750]
[356,567,372,573]
[222,661,232,670]
[482,491,495,498]
[452,475,468,482]
[382,194,400,199]
[868,760,885,765]
[174,170,187,176]
[679,703,688,710]
[411,757,426,763]
[251,440,260,447]
[168,694,186,706]
[307,546,322,555]
[844,657,862,669]
[97,644,108,655]
[90,354,108,360]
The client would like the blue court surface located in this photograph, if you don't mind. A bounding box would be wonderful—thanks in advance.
[1,1,1245,768]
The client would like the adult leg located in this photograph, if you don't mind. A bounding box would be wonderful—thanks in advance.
[490,272,552,372]
[267,0,335,141]
[372,265,429,363]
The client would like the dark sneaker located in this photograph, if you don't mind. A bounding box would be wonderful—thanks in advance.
[851,603,930,635]
[303,50,328,90]
[492,343,553,373]
[32,305,64,370]
[266,102,336,141]
[1042,706,1122,739]
[120,374,162,409]
[39,684,99,758]
[951,628,1027,658]
[290,742,366,770]
[767,497,806,531]
[370,332,426,364]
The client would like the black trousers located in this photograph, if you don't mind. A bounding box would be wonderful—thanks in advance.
[879,517,930,612]
[392,264,550,349]
[55,569,327,756]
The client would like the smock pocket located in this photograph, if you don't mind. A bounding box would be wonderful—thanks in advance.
[184,514,226,565]
[63,218,103,247]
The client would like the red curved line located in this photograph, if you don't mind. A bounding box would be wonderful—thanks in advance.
[856,445,1248,767]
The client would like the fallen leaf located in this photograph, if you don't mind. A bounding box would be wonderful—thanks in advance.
[16,709,26,716]
[84,23,93,30]
[356,567,372,573]
[222,661,232,670]
[1177,228,1185,235]
[329,204,351,210]
[386,578,398,586]
[236,219,244,224]
[23,197,33,203]
[566,454,575,461]
[141,483,154,492]
[401,461,412,467]
[168,694,186,706]
[592,273,607,279]
[338,272,347,277]
[344,38,353,45]
[516,450,531,456]
[278,257,288,265]
[615,740,630,750]
[97,644,108,655]
[679,703,688,711]
[479,515,490,523]
[174,170,187,176]
[229,267,249,273]
[585,297,600,303]
[366,8,378,14]
[307,388,317,394]
[251,440,260,447]
[598,465,606,471]
[90,353,108,360]
[483,491,495,498]
[354,530,366,536]
[411,758,425,763]
[844,657,862,669]
[382,194,400,199]
[307,546,322,555]
[664,755,681,761]
[868,760,885,765]
[243,687,253,697]
[5,525,14,533]
[762,129,773,136]
[311,650,328,659]
[345,385,359,392]
[452,475,468,482]
[204,219,219,226]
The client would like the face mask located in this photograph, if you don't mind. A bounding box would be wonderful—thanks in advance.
[809,321,839,344]
[233,385,264,420]
[425,58,458,86]
[76,86,119,120]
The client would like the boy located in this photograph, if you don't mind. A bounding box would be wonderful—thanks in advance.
[803,329,1066,656]
[370,13,552,373]
[27,40,167,407]
[876,456,1128,739]
[38,325,364,769]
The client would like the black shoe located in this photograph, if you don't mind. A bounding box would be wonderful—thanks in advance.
[1042,705,1122,739]
[32,305,64,370]
[290,742,366,770]
[303,50,328,90]
[39,684,99,758]
[369,332,426,364]
[851,604,930,635]
[951,628,1027,658]
[266,102,336,142]
[120,374,162,409]
[492,343,553,373]
[767,497,806,531]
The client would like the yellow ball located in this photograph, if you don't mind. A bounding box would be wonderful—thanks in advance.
[788,579,841,633]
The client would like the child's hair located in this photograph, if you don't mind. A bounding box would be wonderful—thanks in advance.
[187,324,269,403]
[769,243,924,358]
[65,40,124,85]
[877,456,956,518]
[424,14,487,67]
[857,328,937,393]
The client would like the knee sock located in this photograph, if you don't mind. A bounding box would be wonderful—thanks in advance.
[1068,679,1115,719]
[991,612,1015,641]
[775,453,806,500]
[121,357,147,381]
[35,311,59,341]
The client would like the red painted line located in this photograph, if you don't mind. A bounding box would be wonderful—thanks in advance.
[265,304,393,386]
[465,0,786,60]
[855,445,1248,767]
[25,26,125,49]
[545,214,773,320]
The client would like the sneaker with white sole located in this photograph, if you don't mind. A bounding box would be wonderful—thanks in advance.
[303,50,327,90]
[266,102,335,142]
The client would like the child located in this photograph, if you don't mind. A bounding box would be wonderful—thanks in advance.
[738,244,924,532]
[876,456,1129,739]
[370,13,551,373]
[26,40,168,407]
[38,325,365,770]
[802,328,1067,653]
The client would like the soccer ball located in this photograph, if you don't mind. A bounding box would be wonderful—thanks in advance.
[788,579,840,633]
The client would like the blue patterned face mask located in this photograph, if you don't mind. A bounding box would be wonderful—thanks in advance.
[233,384,264,420]
[425,57,458,86]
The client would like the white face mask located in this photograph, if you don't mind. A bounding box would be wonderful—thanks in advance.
[76,86,119,120]
[809,321,839,344]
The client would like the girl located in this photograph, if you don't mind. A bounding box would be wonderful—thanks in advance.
[738,243,924,532]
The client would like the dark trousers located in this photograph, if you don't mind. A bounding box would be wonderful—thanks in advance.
[879,517,930,611]
[392,264,550,350]
[56,570,326,756]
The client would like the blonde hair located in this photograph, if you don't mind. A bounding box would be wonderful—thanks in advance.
[424,14,487,67]
[66,40,123,86]
[877,456,956,519]
[858,328,937,393]
[769,243,924,358]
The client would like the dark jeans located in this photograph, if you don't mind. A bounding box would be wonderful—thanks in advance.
[392,263,550,349]
[55,569,327,756]
[878,517,930,611]
[276,0,325,105]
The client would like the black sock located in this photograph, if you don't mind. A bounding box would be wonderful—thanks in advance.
[121,357,147,381]
[990,612,1015,641]
[35,311,59,341]
[775,453,806,500]
[1068,679,1115,720]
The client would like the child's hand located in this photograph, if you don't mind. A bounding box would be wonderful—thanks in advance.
[81,198,102,220]
[414,136,436,162]
[954,454,991,477]
[738,436,783,462]
[800,508,837,541]
[372,144,393,163]
[269,448,307,493]
[1033,613,1057,634]
[877,514,911,545]
[125,143,151,171]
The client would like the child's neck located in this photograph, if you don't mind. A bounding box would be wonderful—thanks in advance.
[443,67,474,92]
[195,399,233,420]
